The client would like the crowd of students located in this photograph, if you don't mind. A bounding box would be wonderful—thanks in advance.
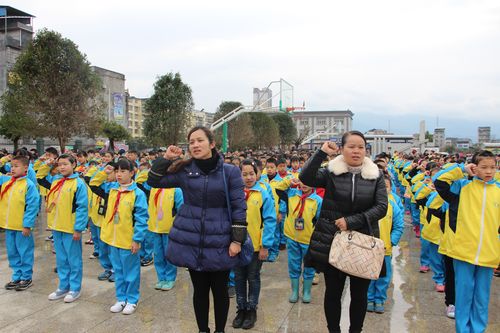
[0,130,499,333]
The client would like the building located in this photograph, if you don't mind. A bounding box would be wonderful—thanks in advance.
[127,96,148,138]
[445,137,472,150]
[91,66,127,128]
[0,6,35,113]
[187,109,215,129]
[365,129,392,135]
[434,128,445,148]
[253,88,273,109]
[478,126,491,145]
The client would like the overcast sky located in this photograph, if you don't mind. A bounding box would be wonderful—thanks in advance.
[14,0,500,140]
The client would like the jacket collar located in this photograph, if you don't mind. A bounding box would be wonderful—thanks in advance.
[54,173,80,180]
[109,181,138,191]
[327,155,380,180]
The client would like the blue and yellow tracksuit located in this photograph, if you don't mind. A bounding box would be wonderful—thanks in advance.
[260,172,292,259]
[234,182,276,311]
[84,166,101,256]
[148,187,183,283]
[38,172,89,293]
[434,164,500,333]
[368,193,404,304]
[90,173,149,304]
[136,169,154,263]
[0,175,40,282]
[284,188,322,281]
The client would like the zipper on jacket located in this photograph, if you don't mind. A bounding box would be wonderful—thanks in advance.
[5,181,15,228]
[474,183,487,265]
[351,174,356,203]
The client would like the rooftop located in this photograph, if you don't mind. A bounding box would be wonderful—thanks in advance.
[0,6,35,17]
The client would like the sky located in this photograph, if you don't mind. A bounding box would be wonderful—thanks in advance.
[13,0,500,141]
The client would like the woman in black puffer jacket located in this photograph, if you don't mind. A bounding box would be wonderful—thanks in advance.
[299,131,388,333]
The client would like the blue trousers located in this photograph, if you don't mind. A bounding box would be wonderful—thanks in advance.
[109,246,141,304]
[410,202,420,226]
[89,219,100,254]
[428,242,445,285]
[269,214,285,258]
[286,238,315,280]
[453,259,493,333]
[53,231,82,292]
[152,233,177,282]
[5,230,35,281]
[368,255,392,304]
[420,224,430,267]
[139,230,154,261]
[234,252,263,310]
[95,226,112,271]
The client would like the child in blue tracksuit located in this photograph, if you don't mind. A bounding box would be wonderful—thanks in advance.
[232,160,276,330]
[148,186,183,291]
[38,154,89,303]
[367,175,404,313]
[434,151,499,333]
[283,179,322,304]
[90,159,149,315]
[1,156,40,291]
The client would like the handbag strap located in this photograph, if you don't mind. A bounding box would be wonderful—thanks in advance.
[363,212,375,237]
[222,164,232,223]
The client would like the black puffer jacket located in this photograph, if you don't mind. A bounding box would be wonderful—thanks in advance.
[299,150,388,272]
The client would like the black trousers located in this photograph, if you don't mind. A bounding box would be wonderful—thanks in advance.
[324,265,371,333]
[444,255,455,306]
[189,269,230,333]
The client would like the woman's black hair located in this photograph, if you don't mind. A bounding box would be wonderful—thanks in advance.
[115,158,135,172]
[57,154,76,165]
[169,126,217,173]
[240,159,258,174]
[341,130,367,147]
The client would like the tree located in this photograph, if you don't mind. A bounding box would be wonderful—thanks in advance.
[294,125,311,148]
[100,121,130,152]
[425,131,433,143]
[7,29,103,152]
[144,73,193,146]
[213,101,254,150]
[0,90,36,150]
[271,113,297,148]
[249,113,280,149]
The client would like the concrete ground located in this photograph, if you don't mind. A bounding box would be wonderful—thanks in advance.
[0,213,498,333]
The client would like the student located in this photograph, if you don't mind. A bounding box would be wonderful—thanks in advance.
[288,156,301,179]
[148,185,183,291]
[367,175,404,313]
[232,159,276,330]
[135,161,154,267]
[1,156,41,291]
[89,159,149,315]
[38,154,89,303]
[434,150,500,333]
[283,179,322,304]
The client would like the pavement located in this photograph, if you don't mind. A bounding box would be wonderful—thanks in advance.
[0,212,498,333]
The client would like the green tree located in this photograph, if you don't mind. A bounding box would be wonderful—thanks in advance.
[144,73,193,146]
[100,121,130,152]
[271,113,297,147]
[213,101,254,150]
[0,90,36,150]
[7,29,103,152]
[249,113,280,149]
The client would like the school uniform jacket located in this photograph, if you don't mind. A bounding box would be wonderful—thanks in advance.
[0,175,40,231]
[284,188,322,245]
[378,193,404,256]
[148,187,184,234]
[245,183,277,251]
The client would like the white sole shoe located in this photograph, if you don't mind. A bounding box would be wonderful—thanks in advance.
[48,290,69,301]
[122,303,137,315]
[110,301,126,313]
[64,291,81,303]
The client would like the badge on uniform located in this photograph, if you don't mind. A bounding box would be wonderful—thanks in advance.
[157,210,164,221]
[294,217,305,230]
[114,213,120,224]
[98,203,106,216]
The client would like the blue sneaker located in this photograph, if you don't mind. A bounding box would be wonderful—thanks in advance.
[108,272,115,283]
[367,302,375,312]
[98,270,112,281]
[161,281,175,291]
[374,303,385,313]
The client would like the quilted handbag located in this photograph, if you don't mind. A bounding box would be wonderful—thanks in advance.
[328,226,385,280]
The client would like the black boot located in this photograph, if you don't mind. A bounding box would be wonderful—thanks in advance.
[232,309,246,328]
[242,309,257,330]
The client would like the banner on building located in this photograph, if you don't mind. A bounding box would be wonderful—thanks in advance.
[113,93,124,121]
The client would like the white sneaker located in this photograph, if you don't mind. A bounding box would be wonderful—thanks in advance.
[110,301,126,313]
[63,291,81,303]
[48,289,69,300]
[446,304,455,319]
[122,303,137,315]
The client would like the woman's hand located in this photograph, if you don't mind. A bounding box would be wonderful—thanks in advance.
[229,242,242,257]
[335,217,348,231]
[165,145,183,160]
[321,141,338,156]
[258,248,269,261]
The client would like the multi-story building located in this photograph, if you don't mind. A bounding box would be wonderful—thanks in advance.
[91,66,127,128]
[187,109,215,129]
[253,88,273,109]
[434,128,445,148]
[478,126,491,145]
[127,96,148,138]
[291,110,353,137]
[0,6,35,114]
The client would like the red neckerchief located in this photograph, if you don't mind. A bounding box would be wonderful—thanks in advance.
[0,176,18,199]
[46,177,70,202]
[278,171,288,178]
[107,189,131,223]
[153,188,164,208]
[244,188,251,201]
[293,192,312,218]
